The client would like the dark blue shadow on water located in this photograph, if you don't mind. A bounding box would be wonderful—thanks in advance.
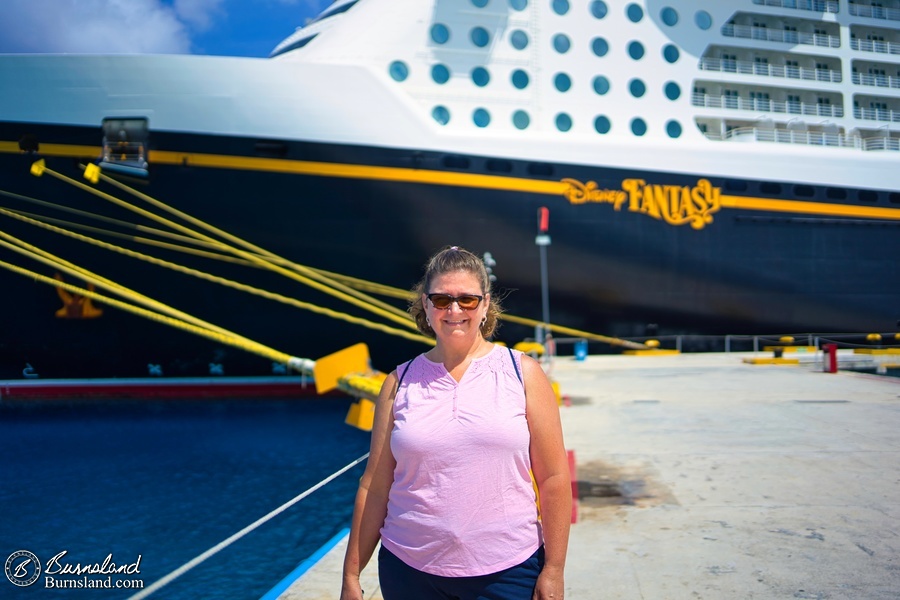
[0,397,370,600]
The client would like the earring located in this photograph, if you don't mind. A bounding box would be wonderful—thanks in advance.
[481,316,487,326]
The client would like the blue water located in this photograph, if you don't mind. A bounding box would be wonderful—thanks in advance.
[0,398,370,599]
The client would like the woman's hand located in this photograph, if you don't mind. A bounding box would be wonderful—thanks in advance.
[533,565,564,599]
[339,574,364,600]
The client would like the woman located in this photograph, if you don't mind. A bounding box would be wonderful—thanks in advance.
[341,246,570,600]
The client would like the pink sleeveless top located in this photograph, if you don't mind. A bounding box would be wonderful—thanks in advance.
[380,345,542,577]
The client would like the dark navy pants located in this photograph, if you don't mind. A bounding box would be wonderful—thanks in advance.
[378,545,544,600]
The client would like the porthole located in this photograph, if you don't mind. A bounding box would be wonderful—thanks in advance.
[553,34,571,54]
[826,187,846,200]
[760,182,782,195]
[528,163,555,176]
[432,64,450,84]
[859,190,878,203]
[511,69,530,89]
[513,110,531,130]
[631,118,647,136]
[663,44,680,63]
[511,30,529,50]
[509,0,527,10]
[430,24,450,45]
[592,75,610,95]
[664,81,681,100]
[487,159,513,173]
[473,108,491,128]
[472,66,490,87]
[695,10,712,30]
[725,179,748,192]
[628,41,645,60]
[666,120,682,138]
[389,61,409,82]
[556,113,573,132]
[626,3,644,22]
[471,27,490,48]
[594,115,611,134]
[795,185,815,198]
[590,0,608,19]
[552,0,569,15]
[443,155,470,169]
[629,79,646,98]
[890,192,900,204]
[432,106,450,125]
[661,7,678,26]
[472,0,489,7]
[591,37,609,57]
[554,72,572,92]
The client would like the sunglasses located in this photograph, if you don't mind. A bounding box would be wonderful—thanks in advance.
[426,293,484,310]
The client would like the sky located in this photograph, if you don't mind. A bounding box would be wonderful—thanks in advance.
[0,0,332,58]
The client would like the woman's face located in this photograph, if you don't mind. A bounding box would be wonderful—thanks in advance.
[424,270,489,342]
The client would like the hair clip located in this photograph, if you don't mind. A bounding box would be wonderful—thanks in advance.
[450,246,459,250]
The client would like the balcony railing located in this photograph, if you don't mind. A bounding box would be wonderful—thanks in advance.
[693,93,844,117]
[699,57,842,82]
[703,125,900,151]
[852,72,900,88]
[854,106,900,121]
[722,23,841,47]
[851,38,900,54]
[752,0,839,13]
[849,2,900,21]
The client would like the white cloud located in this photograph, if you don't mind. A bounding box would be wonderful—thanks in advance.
[0,0,225,54]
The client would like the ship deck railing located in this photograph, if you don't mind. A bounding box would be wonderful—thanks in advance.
[722,24,841,49]
[692,93,844,118]
[854,106,900,122]
[617,333,900,356]
[753,0,840,14]
[851,38,900,55]
[699,57,842,83]
[702,125,900,151]
[849,1,900,22]
[852,72,900,89]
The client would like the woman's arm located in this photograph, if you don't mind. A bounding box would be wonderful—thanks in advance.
[340,371,399,600]
[523,355,571,600]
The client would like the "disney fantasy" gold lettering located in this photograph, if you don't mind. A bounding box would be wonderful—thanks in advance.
[561,178,722,230]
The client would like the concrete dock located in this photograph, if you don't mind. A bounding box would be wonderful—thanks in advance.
[278,351,900,599]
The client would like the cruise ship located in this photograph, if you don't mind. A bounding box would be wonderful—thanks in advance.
[1,0,899,379]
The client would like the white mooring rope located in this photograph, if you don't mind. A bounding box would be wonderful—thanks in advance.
[128,452,370,600]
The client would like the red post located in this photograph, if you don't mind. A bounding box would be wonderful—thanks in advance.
[822,343,838,373]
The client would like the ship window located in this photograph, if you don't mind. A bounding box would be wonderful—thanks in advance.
[528,162,555,176]
[513,110,531,130]
[432,64,450,84]
[389,61,409,82]
[628,41,644,60]
[826,187,846,200]
[665,81,681,100]
[725,179,747,191]
[510,0,528,10]
[553,34,571,54]
[473,108,491,128]
[270,34,317,57]
[443,155,470,169]
[552,0,569,16]
[594,115,612,134]
[626,4,644,22]
[795,185,815,198]
[432,106,451,125]
[695,10,712,30]
[592,75,610,95]
[471,27,490,47]
[554,72,572,92]
[631,118,647,136]
[663,44,679,63]
[858,190,878,203]
[592,37,609,57]
[666,120,682,138]
[472,0,489,7]
[590,1,608,19]
[760,182,782,195]
[487,159,513,172]
[890,192,900,204]
[472,67,491,87]
[512,69,530,89]
[100,118,149,177]
[556,113,573,132]
[511,30,529,50]
[629,79,646,97]
[661,7,678,26]
[431,24,450,45]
